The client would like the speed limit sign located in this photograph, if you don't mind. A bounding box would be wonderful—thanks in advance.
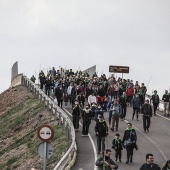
[37,125,54,142]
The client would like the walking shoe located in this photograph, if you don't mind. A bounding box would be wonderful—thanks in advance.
[147,128,149,131]
[130,160,132,163]
[111,128,114,131]
[98,151,101,154]
[126,161,129,164]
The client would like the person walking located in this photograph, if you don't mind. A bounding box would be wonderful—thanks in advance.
[139,153,161,170]
[162,160,170,170]
[141,99,152,132]
[126,84,134,106]
[95,149,118,170]
[112,133,123,162]
[151,90,160,116]
[95,115,108,154]
[131,93,141,121]
[122,122,137,164]
[162,90,170,117]
[72,101,81,131]
[110,99,122,131]
[119,92,128,120]
[81,105,92,136]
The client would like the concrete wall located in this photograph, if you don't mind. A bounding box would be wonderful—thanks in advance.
[82,65,96,77]
[11,61,18,81]
[11,74,23,87]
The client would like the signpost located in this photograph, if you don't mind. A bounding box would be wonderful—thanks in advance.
[109,65,129,79]
[37,125,54,170]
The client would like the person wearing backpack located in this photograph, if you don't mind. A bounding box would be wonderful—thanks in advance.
[122,123,137,164]
[139,153,161,170]
[141,99,152,132]
[110,99,122,131]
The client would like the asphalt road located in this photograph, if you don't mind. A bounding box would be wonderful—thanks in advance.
[63,104,170,170]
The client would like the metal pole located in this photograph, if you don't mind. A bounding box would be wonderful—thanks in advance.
[43,142,47,170]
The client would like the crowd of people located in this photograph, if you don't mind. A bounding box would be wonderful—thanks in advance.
[29,66,170,170]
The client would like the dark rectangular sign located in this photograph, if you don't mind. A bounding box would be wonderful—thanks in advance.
[109,65,129,73]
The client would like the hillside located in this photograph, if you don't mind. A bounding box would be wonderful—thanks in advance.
[0,85,67,170]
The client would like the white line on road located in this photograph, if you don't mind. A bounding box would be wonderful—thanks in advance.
[124,120,167,161]
[63,108,98,170]
[156,113,170,121]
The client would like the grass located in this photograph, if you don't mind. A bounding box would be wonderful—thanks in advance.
[0,96,68,170]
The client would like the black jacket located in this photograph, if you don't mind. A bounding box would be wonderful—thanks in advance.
[119,95,127,106]
[151,94,160,104]
[141,103,152,116]
[162,94,170,102]
[72,105,81,115]
[139,163,161,170]
[112,138,123,150]
[81,109,92,122]
[122,128,137,144]
[95,120,108,136]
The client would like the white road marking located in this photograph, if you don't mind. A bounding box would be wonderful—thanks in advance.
[124,120,167,161]
[63,108,98,170]
[156,113,170,121]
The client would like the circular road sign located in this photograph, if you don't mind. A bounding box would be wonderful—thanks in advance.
[37,124,54,142]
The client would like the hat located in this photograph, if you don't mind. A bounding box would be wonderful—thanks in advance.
[115,134,120,136]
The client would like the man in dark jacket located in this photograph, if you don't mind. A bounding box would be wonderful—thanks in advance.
[95,149,118,170]
[141,99,152,132]
[139,153,161,170]
[122,123,137,164]
[119,92,127,120]
[162,90,170,117]
[151,90,159,115]
[95,115,108,154]
[81,105,92,136]
[131,94,141,121]
[72,101,81,131]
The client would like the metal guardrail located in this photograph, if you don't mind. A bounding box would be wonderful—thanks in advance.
[21,75,76,170]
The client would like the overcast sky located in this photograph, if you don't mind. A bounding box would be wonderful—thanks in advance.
[0,0,170,97]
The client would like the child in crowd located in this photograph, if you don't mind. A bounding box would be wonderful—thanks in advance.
[112,133,123,162]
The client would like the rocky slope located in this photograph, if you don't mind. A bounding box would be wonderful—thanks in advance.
[0,85,67,170]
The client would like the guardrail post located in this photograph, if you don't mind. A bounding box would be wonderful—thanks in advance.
[54,107,57,120]
[36,90,39,99]
[50,104,53,115]
[58,112,61,126]
[40,93,42,103]
[46,100,50,110]
[62,117,65,132]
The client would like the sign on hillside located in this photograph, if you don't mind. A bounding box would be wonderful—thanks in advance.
[109,65,129,73]
[37,124,54,142]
